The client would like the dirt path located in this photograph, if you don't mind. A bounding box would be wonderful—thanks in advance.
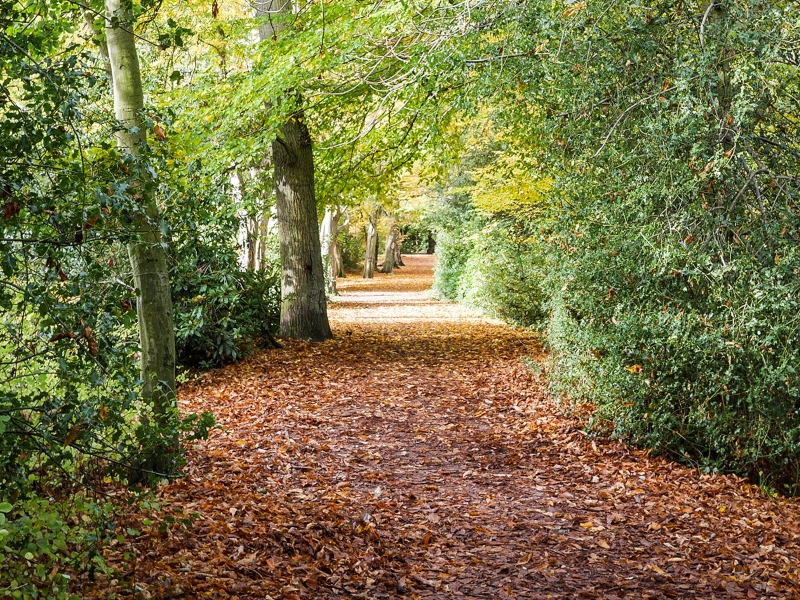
[84,255,799,599]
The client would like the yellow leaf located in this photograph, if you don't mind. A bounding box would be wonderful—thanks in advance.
[562,1,587,17]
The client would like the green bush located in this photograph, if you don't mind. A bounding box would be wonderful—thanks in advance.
[172,230,280,368]
[528,0,800,493]
[429,0,800,493]
[338,227,365,273]
[460,223,546,327]
[547,206,800,493]
[432,192,547,328]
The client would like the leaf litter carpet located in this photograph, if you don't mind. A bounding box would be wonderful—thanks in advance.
[82,255,800,599]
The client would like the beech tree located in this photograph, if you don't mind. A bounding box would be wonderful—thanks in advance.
[258,0,332,341]
[363,206,380,278]
[105,0,177,433]
[381,219,400,274]
[320,205,347,295]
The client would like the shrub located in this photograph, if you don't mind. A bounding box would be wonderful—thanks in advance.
[532,0,800,492]
[431,192,547,328]
[172,231,280,368]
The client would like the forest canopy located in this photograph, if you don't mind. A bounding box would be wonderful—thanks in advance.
[1,0,798,596]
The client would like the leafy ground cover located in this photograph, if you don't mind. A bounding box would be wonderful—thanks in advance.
[76,255,800,599]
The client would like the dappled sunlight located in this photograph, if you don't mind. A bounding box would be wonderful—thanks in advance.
[77,253,800,600]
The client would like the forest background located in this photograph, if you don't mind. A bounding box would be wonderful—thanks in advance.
[1,0,798,596]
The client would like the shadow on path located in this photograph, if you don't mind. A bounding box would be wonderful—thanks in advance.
[80,254,800,600]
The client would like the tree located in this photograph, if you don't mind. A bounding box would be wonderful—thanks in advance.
[426,231,436,254]
[258,0,332,341]
[320,205,347,295]
[381,218,400,273]
[363,205,380,278]
[105,0,177,437]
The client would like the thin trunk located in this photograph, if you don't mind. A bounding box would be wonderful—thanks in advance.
[259,0,331,340]
[426,230,436,254]
[234,170,259,270]
[333,240,344,278]
[256,211,271,269]
[105,0,176,447]
[333,208,349,278]
[394,229,405,266]
[363,209,378,278]
[257,0,290,39]
[247,220,258,270]
[82,9,113,82]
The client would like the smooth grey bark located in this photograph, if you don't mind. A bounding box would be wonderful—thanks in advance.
[257,0,290,39]
[381,221,399,274]
[235,169,268,271]
[105,0,176,428]
[332,208,349,279]
[394,230,405,266]
[320,205,344,296]
[363,208,379,278]
[259,0,332,340]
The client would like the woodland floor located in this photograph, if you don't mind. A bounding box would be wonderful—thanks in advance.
[80,254,800,600]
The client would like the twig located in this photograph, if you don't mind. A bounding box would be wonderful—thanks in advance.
[466,52,532,64]
[699,2,718,50]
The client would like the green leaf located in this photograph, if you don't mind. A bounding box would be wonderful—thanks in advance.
[0,502,12,513]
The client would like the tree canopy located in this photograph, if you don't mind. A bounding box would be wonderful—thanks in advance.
[1,0,798,595]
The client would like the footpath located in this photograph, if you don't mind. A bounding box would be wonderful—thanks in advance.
[81,254,800,599]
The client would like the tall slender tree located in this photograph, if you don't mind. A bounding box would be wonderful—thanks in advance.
[320,205,346,295]
[381,218,399,274]
[105,0,176,432]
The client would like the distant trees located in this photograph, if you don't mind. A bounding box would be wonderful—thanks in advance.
[381,220,400,274]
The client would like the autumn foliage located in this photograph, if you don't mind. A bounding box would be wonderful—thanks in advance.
[75,257,800,599]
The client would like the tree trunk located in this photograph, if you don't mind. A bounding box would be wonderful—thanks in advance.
[381,222,399,274]
[257,206,276,269]
[363,208,378,278]
[394,229,405,266]
[105,0,176,461]
[273,118,332,340]
[235,170,259,270]
[426,230,436,254]
[320,205,343,296]
[259,0,332,341]
[257,0,290,39]
[332,208,348,278]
